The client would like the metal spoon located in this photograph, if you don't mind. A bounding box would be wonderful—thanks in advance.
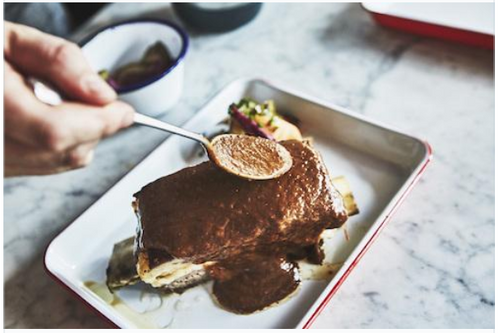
[29,78,292,180]
[132,112,211,147]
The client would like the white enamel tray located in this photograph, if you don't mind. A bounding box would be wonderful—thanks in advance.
[44,78,432,329]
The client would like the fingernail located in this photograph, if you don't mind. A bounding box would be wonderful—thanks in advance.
[121,104,135,127]
[82,74,117,101]
[84,150,95,165]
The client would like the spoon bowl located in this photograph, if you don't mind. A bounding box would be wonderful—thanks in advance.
[209,134,293,180]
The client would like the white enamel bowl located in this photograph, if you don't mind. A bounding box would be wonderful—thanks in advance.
[82,19,189,116]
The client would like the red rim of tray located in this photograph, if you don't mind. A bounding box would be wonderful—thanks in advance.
[363,6,494,50]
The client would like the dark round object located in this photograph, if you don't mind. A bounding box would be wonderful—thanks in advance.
[172,3,263,33]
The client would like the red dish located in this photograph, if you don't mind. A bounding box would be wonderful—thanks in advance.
[362,3,494,50]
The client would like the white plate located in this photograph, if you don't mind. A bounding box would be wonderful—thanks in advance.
[44,78,432,329]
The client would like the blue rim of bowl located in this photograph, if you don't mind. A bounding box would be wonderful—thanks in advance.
[79,18,189,94]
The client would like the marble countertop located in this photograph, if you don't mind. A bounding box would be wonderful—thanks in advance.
[4,3,494,329]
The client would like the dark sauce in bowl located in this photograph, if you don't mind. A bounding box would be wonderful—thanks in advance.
[99,42,174,91]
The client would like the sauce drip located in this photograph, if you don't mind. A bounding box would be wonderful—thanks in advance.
[208,253,300,314]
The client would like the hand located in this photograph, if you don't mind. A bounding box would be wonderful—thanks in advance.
[4,22,135,177]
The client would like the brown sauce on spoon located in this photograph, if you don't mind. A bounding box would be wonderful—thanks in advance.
[208,134,293,180]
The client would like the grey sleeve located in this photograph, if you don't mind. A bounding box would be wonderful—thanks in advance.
[4,3,71,37]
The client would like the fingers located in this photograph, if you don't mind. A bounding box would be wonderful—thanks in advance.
[45,100,134,151]
[4,138,98,176]
[4,21,116,105]
[20,100,133,153]
[4,62,134,152]
[3,61,56,147]
[5,57,135,151]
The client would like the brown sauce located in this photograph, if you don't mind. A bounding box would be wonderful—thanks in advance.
[208,134,293,180]
[208,253,300,314]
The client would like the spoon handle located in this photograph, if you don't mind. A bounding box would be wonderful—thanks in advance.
[133,113,210,146]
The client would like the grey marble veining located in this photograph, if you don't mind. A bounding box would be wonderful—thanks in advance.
[4,3,494,329]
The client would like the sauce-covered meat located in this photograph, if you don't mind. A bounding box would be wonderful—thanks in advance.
[133,140,348,313]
